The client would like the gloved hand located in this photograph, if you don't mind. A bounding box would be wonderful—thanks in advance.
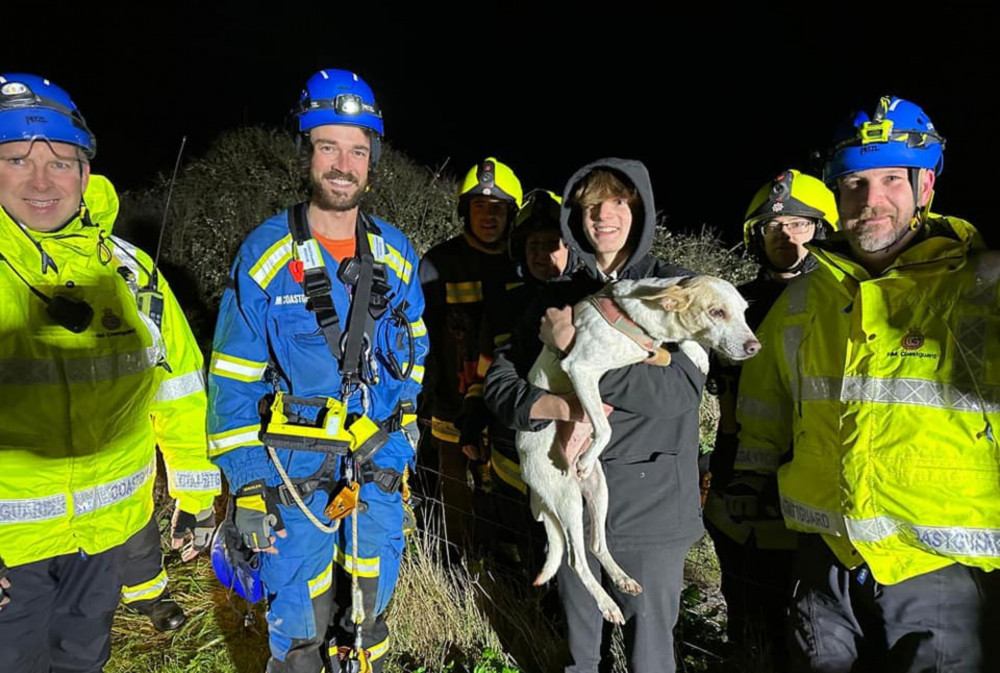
[171,504,217,562]
[723,473,769,521]
[0,556,10,610]
[233,481,286,554]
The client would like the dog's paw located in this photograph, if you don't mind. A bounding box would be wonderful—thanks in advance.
[614,576,643,596]
[600,601,626,625]
[576,453,598,479]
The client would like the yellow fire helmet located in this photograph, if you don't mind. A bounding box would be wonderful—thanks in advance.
[457,157,523,226]
[743,169,839,249]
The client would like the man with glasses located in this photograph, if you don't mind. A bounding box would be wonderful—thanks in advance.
[736,97,1000,672]
[0,73,219,673]
[703,169,837,671]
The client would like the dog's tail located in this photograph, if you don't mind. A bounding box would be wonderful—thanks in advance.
[533,505,566,586]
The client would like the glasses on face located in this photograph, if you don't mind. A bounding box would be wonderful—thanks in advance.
[762,219,816,235]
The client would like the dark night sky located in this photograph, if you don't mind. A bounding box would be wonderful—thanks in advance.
[5,6,998,248]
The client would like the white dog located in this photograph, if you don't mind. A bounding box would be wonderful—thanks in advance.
[517,275,760,623]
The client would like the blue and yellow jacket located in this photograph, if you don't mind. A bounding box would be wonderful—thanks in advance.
[207,208,428,491]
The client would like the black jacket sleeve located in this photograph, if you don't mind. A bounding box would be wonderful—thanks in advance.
[483,291,558,433]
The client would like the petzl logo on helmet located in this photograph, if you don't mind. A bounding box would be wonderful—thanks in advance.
[901,328,924,350]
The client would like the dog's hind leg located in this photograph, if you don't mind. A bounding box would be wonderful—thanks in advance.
[562,366,613,479]
[580,465,642,596]
[557,478,626,624]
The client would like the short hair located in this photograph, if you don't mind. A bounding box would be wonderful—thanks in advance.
[570,169,640,211]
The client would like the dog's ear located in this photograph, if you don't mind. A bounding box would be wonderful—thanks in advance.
[629,284,692,312]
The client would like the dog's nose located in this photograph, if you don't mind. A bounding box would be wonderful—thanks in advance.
[744,339,761,356]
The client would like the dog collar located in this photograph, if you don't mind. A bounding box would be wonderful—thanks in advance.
[587,294,672,366]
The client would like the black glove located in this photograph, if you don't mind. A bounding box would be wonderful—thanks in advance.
[0,556,10,609]
[233,481,285,552]
[171,505,217,562]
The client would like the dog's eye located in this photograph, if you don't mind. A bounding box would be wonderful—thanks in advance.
[710,308,727,320]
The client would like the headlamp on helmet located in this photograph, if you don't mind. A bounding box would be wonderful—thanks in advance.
[294,69,384,168]
[823,95,945,185]
[0,73,96,158]
[458,157,523,208]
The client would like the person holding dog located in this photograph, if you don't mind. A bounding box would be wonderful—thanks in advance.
[735,96,1000,672]
[703,169,838,671]
[485,159,705,673]
[418,157,523,557]
[0,73,219,672]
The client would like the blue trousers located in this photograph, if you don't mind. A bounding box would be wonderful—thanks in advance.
[261,464,405,673]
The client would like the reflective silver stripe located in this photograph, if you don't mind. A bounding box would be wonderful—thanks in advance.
[121,570,169,602]
[734,445,780,472]
[737,395,783,421]
[0,494,68,523]
[783,324,804,401]
[845,515,903,542]
[799,376,841,402]
[171,470,221,492]
[208,427,261,455]
[0,347,160,386]
[250,236,293,288]
[73,463,154,515]
[846,516,1000,557]
[911,524,1000,557]
[781,495,847,536]
[154,370,205,402]
[800,375,1000,413]
[785,276,810,316]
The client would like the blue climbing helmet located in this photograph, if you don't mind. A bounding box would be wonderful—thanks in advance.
[210,520,265,604]
[823,95,945,185]
[294,68,383,167]
[0,73,96,158]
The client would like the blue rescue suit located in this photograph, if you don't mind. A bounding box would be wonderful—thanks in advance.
[208,208,427,670]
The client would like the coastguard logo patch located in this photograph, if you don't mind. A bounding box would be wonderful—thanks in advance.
[901,328,924,351]
[101,308,121,331]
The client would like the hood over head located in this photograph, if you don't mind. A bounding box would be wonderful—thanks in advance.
[559,158,656,276]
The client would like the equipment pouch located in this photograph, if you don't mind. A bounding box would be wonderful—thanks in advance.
[348,415,390,463]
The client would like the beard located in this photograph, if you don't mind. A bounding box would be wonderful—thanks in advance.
[845,206,914,253]
[311,168,366,212]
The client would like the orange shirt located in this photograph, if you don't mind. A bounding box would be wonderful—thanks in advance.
[312,231,356,264]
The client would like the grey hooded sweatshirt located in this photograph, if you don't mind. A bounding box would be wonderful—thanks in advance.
[484,158,706,548]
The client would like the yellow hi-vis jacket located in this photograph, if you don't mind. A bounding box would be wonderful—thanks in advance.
[0,175,220,568]
[735,215,1000,585]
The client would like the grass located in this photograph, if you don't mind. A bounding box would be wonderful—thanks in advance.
[106,499,734,673]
